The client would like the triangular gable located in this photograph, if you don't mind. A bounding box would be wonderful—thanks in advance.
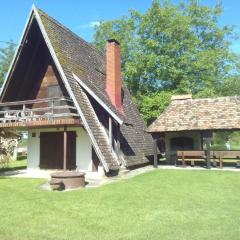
[0,7,35,100]
[1,18,67,102]
[0,6,119,172]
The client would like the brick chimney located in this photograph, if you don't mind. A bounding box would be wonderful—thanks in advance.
[106,39,122,111]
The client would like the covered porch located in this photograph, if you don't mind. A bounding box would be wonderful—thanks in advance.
[147,95,240,169]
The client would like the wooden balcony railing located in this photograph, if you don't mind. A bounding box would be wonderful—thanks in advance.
[0,97,80,125]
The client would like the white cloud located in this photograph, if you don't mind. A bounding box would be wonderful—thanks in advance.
[89,21,100,28]
[79,21,100,29]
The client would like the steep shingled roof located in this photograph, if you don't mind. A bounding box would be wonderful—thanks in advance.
[36,8,153,167]
[147,96,240,133]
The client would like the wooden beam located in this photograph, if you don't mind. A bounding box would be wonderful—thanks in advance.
[109,117,112,148]
[153,139,158,168]
[203,131,212,169]
[63,126,67,171]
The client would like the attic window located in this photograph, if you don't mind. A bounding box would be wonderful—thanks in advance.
[47,85,62,98]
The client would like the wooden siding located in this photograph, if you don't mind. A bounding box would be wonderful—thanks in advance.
[34,65,62,104]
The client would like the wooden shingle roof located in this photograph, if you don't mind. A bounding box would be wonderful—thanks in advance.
[147,96,240,133]
[36,8,153,168]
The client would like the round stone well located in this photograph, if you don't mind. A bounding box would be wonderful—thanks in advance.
[50,171,86,190]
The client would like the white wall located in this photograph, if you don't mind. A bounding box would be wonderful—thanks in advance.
[27,127,93,171]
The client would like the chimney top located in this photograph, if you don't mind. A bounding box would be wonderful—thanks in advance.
[106,39,123,112]
[107,39,120,45]
[171,94,192,101]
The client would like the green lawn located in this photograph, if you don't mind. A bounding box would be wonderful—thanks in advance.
[0,170,240,240]
[0,157,27,172]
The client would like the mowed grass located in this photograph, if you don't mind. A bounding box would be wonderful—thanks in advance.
[0,170,240,240]
[0,157,27,172]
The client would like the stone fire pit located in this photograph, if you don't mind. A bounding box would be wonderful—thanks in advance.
[50,171,85,190]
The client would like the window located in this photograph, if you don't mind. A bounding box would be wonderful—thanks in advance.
[47,85,62,98]
[47,85,63,108]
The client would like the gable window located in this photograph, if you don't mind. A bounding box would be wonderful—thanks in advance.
[47,85,62,98]
[47,85,64,108]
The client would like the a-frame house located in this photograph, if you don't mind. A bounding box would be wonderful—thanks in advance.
[0,6,153,175]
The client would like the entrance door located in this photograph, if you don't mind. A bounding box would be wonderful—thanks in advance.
[66,131,76,170]
[40,131,76,169]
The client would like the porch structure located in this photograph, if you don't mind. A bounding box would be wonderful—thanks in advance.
[147,95,240,169]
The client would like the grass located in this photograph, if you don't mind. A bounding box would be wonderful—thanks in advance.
[0,170,240,240]
[211,143,240,150]
[0,157,27,172]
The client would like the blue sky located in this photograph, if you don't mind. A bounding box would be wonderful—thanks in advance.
[0,0,240,53]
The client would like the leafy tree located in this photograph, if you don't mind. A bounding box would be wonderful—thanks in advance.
[136,91,172,125]
[93,0,240,123]
[218,75,240,96]
[0,41,15,86]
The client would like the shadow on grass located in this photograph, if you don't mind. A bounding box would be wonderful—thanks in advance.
[0,166,26,172]
[17,155,27,161]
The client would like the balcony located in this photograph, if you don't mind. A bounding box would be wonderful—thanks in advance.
[0,97,81,128]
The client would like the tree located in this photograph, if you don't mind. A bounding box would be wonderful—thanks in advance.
[137,91,172,125]
[93,0,240,123]
[0,41,15,86]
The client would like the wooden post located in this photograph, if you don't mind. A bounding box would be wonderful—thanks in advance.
[204,131,212,169]
[22,104,26,120]
[51,99,54,120]
[219,155,223,169]
[153,139,158,168]
[63,126,67,171]
[182,152,186,167]
[109,117,112,148]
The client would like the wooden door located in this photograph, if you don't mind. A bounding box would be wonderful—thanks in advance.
[67,131,76,170]
[40,131,76,170]
[40,132,63,169]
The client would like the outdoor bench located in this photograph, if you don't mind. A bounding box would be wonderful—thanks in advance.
[176,151,207,167]
[177,150,240,168]
[213,151,240,168]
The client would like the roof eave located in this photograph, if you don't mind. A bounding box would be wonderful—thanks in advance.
[73,73,124,125]
[0,5,36,101]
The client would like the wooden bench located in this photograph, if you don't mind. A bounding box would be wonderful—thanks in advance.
[213,151,240,168]
[177,151,207,167]
[177,150,240,168]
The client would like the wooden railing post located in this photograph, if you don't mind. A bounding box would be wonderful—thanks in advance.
[22,104,26,121]
[51,99,54,120]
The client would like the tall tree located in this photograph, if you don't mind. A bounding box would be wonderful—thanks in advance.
[93,0,239,97]
[0,41,15,86]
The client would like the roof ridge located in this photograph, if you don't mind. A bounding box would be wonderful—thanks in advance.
[192,96,240,102]
[172,95,240,104]
[35,7,105,58]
